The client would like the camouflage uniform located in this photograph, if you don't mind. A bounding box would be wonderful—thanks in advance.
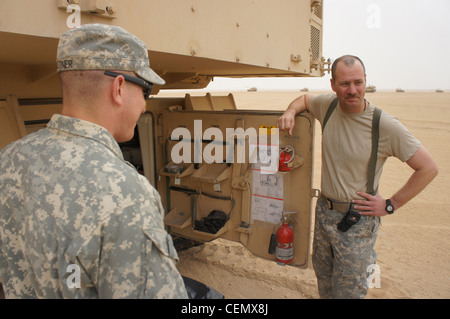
[56,24,165,85]
[312,198,380,299]
[308,94,420,299]
[0,115,187,298]
[0,24,187,298]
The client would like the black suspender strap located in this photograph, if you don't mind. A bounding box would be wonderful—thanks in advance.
[322,97,339,134]
[322,97,382,195]
[367,107,382,195]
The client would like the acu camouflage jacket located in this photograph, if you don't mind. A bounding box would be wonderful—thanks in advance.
[0,114,187,299]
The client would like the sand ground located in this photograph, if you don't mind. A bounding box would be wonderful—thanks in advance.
[171,90,450,299]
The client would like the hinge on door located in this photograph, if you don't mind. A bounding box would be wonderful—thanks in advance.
[311,188,321,198]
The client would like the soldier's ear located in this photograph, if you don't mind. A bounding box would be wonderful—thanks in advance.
[111,75,125,106]
[330,78,337,92]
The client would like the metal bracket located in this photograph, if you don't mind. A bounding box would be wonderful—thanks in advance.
[311,188,321,198]
[231,176,249,191]
[57,0,117,19]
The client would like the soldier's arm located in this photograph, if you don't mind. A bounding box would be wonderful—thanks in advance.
[389,145,438,210]
[75,201,187,299]
[277,94,313,136]
[355,146,438,215]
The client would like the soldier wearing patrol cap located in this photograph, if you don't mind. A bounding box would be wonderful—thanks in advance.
[0,24,188,299]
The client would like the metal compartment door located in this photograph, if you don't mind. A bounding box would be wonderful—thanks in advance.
[158,109,315,268]
[0,95,27,150]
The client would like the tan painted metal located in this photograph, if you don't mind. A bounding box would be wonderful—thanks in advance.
[0,0,324,267]
[147,99,316,267]
[0,0,325,96]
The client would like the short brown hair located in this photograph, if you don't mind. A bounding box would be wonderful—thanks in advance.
[331,55,366,80]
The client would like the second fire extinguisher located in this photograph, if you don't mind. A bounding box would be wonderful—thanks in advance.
[279,145,295,172]
[275,216,294,266]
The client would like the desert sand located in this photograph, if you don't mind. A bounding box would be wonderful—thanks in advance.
[170,90,450,299]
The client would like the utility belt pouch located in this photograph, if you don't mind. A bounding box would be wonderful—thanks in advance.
[337,204,361,232]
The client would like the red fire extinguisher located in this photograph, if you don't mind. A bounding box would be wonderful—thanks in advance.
[279,145,294,172]
[275,217,294,266]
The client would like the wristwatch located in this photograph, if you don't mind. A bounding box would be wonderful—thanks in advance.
[385,199,395,214]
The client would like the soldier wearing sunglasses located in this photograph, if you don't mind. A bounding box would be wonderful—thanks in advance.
[0,24,188,299]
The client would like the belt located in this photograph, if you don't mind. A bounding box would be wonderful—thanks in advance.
[320,194,353,214]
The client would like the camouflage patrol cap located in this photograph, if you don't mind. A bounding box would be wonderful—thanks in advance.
[57,24,165,85]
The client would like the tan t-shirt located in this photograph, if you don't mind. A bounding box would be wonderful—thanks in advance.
[310,93,421,202]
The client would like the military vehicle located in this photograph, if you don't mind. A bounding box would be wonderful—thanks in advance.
[366,85,376,93]
[0,0,327,269]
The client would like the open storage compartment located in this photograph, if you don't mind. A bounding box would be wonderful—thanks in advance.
[191,192,234,239]
[164,207,191,230]
[150,106,316,268]
[159,162,195,185]
[191,163,231,183]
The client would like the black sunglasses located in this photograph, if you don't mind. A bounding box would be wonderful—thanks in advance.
[104,71,153,100]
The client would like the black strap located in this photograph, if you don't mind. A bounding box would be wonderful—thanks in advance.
[321,97,382,195]
[367,107,382,195]
[322,97,339,133]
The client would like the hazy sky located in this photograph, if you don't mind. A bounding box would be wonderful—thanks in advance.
[207,0,450,91]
